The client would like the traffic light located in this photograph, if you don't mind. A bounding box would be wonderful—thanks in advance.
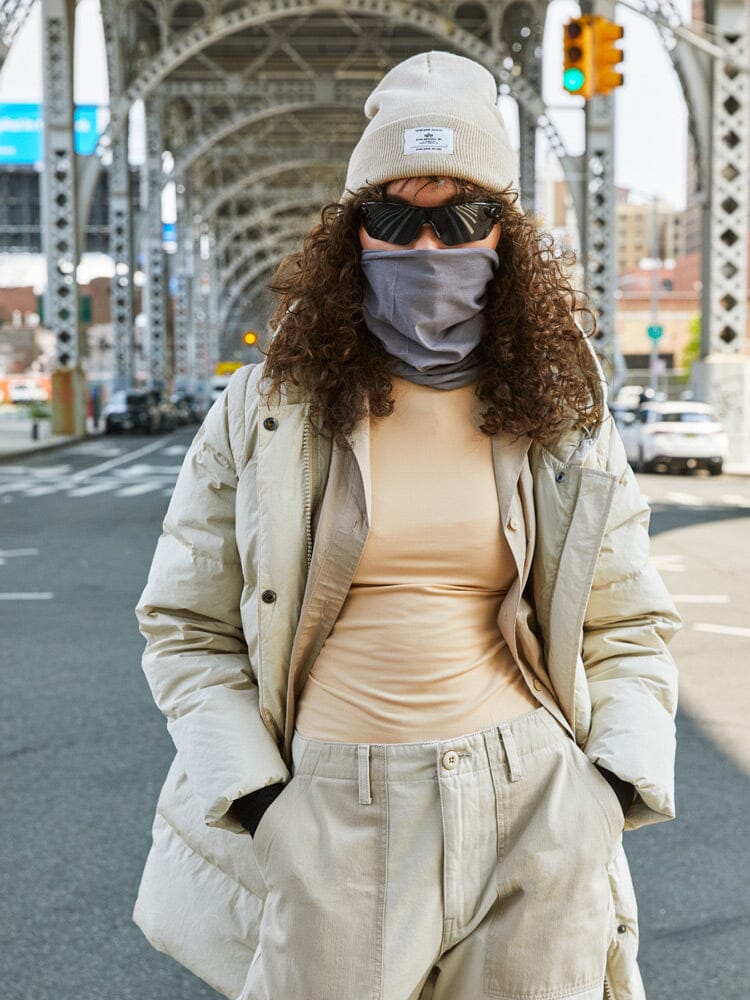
[593,16,624,95]
[243,331,258,346]
[564,15,624,100]
[563,16,595,100]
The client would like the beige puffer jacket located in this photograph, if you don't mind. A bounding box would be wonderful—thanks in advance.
[134,364,679,1000]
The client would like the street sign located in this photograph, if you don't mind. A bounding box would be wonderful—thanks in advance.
[647,324,664,341]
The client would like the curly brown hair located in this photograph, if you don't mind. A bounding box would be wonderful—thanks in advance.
[264,180,604,446]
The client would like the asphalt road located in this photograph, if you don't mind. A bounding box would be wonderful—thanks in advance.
[1,434,748,1000]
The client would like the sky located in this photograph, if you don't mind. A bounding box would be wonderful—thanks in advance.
[0,0,693,283]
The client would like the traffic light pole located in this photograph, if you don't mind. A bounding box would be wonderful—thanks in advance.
[565,1,626,393]
[582,84,626,391]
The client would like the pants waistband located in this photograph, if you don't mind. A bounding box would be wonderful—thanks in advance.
[291,707,570,790]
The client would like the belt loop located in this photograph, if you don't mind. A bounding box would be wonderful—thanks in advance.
[358,744,372,805]
[499,723,523,782]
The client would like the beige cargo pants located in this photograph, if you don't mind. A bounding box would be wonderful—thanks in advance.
[240,707,624,1000]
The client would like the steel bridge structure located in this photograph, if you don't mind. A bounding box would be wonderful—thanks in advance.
[4,0,750,456]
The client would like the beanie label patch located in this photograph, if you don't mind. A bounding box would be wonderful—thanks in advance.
[403,127,454,155]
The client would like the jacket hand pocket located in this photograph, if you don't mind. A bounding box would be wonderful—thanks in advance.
[252,779,293,874]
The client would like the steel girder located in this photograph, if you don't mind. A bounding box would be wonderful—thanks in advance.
[0,0,34,69]
[214,187,331,259]
[172,183,194,386]
[225,237,305,335]
[102,1,137,390]
[707,0,748,354]
[141,99,169,388]
[219,218,312,328]
[41,0,80,370]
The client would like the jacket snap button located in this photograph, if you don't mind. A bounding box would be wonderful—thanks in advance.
[617,924,627,935]
[261,589,277,604]
[533,678,543,691]
[508,516,520,531]
[555,471,566,483]
[263,417,278,431]
[442,750,459,770]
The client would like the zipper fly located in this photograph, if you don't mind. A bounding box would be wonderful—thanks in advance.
[302,411,313,569]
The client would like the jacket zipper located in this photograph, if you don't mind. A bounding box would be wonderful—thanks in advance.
[302,411,313,569]
[603,976,614,1000]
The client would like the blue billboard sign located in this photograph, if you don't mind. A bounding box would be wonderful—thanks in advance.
[0,103,104,164]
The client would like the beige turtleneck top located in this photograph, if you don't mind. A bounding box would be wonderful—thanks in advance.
[295,377,538,743]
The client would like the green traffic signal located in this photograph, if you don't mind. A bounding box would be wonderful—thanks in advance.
[564,67,586,93]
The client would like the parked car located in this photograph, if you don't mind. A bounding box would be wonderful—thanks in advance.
[103,389,164,434]
[170,391,202,425]
[619,400,728,475]
[610,401,638,433]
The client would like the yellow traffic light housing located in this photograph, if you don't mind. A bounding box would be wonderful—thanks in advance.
[243,331,258,346]
[592,16,624,95]
[563,17,595,100]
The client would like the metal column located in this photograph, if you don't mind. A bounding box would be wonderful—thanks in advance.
[141,100,169,391]
[102,0,135,391]
[693,0,750,465]
[109,131,136,390]
[172,184,194,392]
[707,1,748,353]
[580,0,626,390]
[41,0,86,434]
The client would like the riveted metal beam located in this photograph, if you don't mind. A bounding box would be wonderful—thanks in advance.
[141,99,169,389]
[41,0,81,370]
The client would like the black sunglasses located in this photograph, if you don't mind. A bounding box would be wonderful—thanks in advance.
[359,200,501,247]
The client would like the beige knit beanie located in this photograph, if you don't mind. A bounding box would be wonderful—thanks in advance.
[344,50,519,196]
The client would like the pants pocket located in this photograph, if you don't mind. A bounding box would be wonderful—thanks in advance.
[483,743,613,999]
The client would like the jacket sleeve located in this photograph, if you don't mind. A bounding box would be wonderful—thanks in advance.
[581,417,680,830]
[135,370,290,832]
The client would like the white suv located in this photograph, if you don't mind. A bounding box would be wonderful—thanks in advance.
[619,401,728,476]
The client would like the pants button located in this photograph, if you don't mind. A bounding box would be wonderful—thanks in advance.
[442,750,459,770]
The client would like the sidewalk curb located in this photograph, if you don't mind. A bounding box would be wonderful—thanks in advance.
[0,433,87,464]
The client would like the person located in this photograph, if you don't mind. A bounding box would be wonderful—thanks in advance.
[133,51,679,1000]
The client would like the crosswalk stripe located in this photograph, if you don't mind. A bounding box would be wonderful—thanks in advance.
[0,592,54,600]
[116,482,165,497]
[24,485,63,497]
[693,623,750,639]
[672,594,730,604]
[67,480,119,497]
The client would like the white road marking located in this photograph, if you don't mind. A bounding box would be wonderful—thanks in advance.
[68,443,125,458]
[0,549,39,557]
[67,479,120,497]
[672,595,730,604]
[23,485,61,496]
[666,492,706,506]
[0,592,53,600]
[693,623,750,639]
[114,463,183,477]
[0,465,72,475]
[116,481,164,497]
[66,437,174,483]
[162,445,188,456]
[721,494,750,506]
[651,554,687,573]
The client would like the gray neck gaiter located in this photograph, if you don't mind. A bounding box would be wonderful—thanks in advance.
[361,248,498,389]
